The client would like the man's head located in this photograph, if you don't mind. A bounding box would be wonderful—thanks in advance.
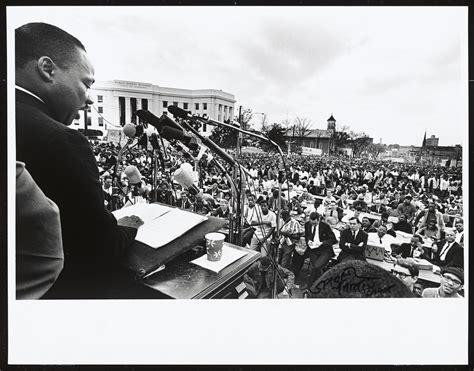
[247,194,256,208]
[16,23,95,126]
[455,221,463,233]
[281,209,291,223]
[348,217,360,232]
[410,234,423,248]
[309,212,320,226]
[392,258,419,291]
[376,224,388,238]
[258,256,272,271]
[361,217,372,229]
[439,267,464,296]
[103,175,112,189]
[445,230,456,243]
[398,214,407,223]
[259,200,269,214]
[403,195,412,205]
[381,212,389,223]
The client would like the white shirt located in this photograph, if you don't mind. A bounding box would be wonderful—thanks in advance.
[308,223,321,248]
[249,209,277,239]
[15,85,46,104]
[367,232,397,252]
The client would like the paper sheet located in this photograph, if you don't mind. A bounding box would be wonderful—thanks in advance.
[113,204,208,249]
[190,244,248,273]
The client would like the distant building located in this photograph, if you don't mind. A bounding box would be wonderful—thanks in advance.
[425,135,439,147]
[285,115,336,154]
[71,79,236,138]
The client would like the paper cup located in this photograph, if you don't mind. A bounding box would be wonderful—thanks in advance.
[205,232,225,261]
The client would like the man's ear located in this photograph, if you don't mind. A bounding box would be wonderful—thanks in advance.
[36,56,56,82]
[412,276,418,283]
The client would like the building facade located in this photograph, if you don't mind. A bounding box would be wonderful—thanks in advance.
[285,115,336,155]
[71,79,236,137]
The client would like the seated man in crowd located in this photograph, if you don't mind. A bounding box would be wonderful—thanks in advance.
[176,190,193,210]
[323,200,340,226]
[416,220,441,241]
[337,217,368,263]
[429,229,463,268]
[392,213,413,234]
[294,212,337,290]
[394,234,428,259]
[352,194,368,212]
[372,212,397,237]
[414,200,446,233]
[367,224,397,254]
[396,194,417,223]
[360,216,377,233]
[278,209,304,270]
[370,199,388,214]
[244,256,295,299]
[248,199,277,256]
[454,220,464,247]
[422,267,464,298]
[391,258,420,297]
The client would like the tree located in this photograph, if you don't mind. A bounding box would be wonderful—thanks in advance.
[260,123,287,152]
[366,143,386,159]
[292,116,312,138]
[348,131,373,157]
[208,119,238,149]
[259,113,270,133]
[334,125,351,154]
[234,108,253,130]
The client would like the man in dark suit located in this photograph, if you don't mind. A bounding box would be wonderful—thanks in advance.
[337,217,369,262]
[293,212,337,289]
[430,230,463,268]
[15,23,143,298]
[395,234,428,259]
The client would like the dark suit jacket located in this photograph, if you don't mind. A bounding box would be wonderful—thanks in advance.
[396,243,430,259]
[370,204,387,214]
[16,90,137,298]
[431,240,463,268]
[338,228,369,262]
[304,221,337,257]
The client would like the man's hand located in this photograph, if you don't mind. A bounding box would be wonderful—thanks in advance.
[117,215,144,229]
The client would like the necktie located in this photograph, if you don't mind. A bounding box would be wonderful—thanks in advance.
[312,225,316,237]
[379,237,383,244]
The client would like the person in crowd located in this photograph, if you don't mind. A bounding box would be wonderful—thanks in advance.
[323,200,340,226]
[322,189,336,208]
[360,216,377,233]
[176,190,193,210]
[352,194,368,212]
[367,224,397,254]
[296,212,337,290]
[422,267,464,298]
[336,193,350,220]
[429,229,463,268]
[248,199,277,256]
[414,200,445,232]
[396,194,417,223]
[391,258,419,296]
[15,22,143,298]
[370,199,387,214]
[304,260,414,298]
[337,217,368,263]
[392,213,413,234]
[454,220,464,246]
[394,234,428,259]
[268,189,288,211]
[278,210,304,269]
[372,212,397,237]
[244,256,295,299]
[416,220,441,241]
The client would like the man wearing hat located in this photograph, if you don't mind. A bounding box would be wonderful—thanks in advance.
[243,256,295,299]
[396,194,417,223]
[429,229,463,268]
[422,267,464,298]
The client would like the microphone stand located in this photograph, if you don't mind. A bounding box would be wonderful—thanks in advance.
[195,116,291,298]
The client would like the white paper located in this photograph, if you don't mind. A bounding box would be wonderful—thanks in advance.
[113,204,207,249]
[112,203,171,224]
[136,208,207,248]
[190,244,248,273]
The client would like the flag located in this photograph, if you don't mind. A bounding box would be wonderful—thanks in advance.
[422,131,426,148]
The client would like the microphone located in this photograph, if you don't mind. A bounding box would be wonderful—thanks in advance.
[161,126,199,151]
[123,123,136,138]
[168,105,192,120]
[124,165,142,185]
[173,163,201,196]
[136,109,182,133]
[122,123,144,138]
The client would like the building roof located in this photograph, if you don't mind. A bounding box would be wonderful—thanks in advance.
[285,129,333,139]
[327,115,336,122]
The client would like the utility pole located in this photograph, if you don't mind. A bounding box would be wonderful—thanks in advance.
[236,105,242,158]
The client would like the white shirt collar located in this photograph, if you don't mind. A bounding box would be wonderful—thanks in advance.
[15,85,46,104]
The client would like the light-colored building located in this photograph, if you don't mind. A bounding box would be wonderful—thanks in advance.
[71,79,236,137]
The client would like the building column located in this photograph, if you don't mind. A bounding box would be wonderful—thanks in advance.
[125,97,131,124]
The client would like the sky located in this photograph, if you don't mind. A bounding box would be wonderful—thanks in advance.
[8,6,468,146]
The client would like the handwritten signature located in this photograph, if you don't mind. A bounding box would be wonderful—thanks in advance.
[311,266,395,296]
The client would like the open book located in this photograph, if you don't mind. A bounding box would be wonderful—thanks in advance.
[113,203,208,249]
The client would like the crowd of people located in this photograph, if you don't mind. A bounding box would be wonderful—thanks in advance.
[91,140,465,299]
